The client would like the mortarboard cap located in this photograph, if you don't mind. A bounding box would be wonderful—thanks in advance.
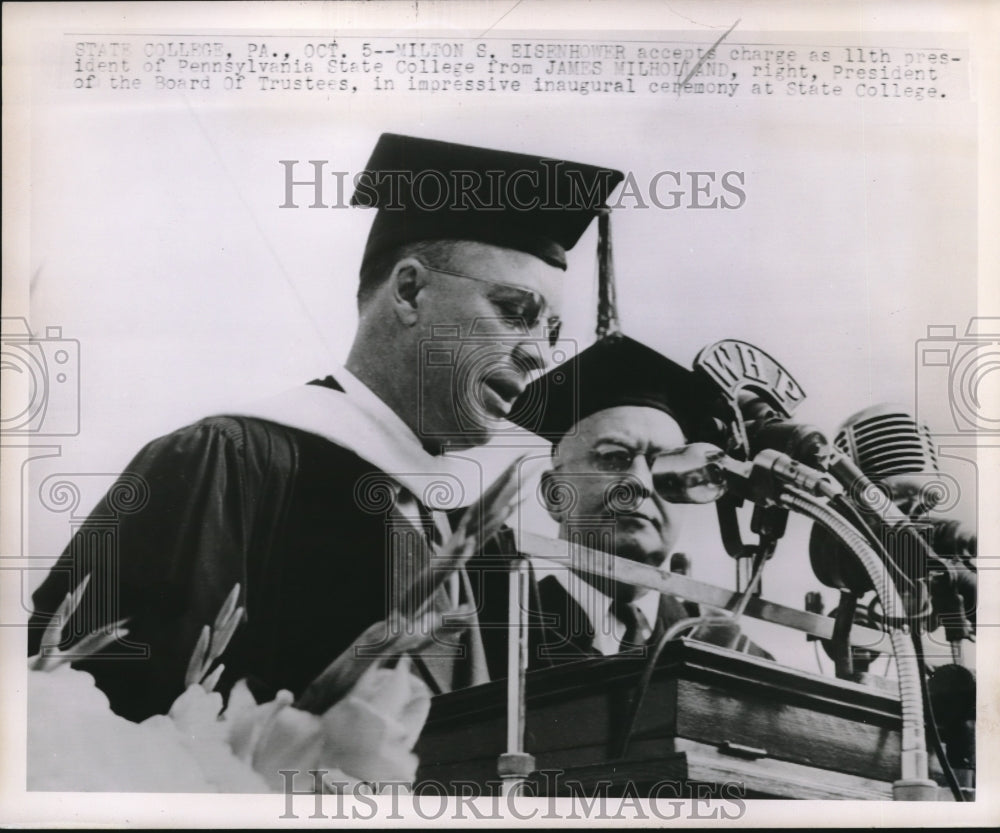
[351,134,623,270]
[508,333,721,443]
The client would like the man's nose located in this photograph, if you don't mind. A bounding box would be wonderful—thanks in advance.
[630,454,657,494]
[610,458,654,509]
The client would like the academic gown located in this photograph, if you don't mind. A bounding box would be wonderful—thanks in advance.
[28,377,488,722]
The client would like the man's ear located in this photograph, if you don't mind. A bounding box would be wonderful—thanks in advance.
[388,258,427,326]
[540,468,575,522]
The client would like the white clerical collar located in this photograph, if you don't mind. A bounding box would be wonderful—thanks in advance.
[226,365,482,510]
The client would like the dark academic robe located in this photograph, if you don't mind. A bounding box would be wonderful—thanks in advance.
[28,379,485,721]
[470,548,773,680]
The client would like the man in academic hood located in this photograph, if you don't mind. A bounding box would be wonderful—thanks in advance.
[27,134,623,721]
[474,333,773,676]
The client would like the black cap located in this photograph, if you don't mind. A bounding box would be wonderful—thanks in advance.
[351,134,623,270]
[508,333,720,442]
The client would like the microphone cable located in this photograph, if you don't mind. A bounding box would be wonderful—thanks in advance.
[828,494,925,614]
[613,615,734,760]
[910,624,967,801]
[830,498,964,800]
[616,548,769,760]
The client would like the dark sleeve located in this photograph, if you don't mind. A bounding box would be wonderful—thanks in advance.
[27,417,285,721]
[468,530,560,680]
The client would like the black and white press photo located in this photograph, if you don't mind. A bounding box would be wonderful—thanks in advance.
[1,0,998,827]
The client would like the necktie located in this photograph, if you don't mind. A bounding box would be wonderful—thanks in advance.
[414,499,461,607]
[393,488,489,692]
[613,600,652,652]
[392,487,453,607]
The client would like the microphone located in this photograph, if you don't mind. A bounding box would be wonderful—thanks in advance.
[650,442,840,505]
[814,404,977,636]
[927,519,977,558]
[834,403,943,511]
[835,404,976,553]
[738,392,834,470]
[669,552,691,576]
[835,403,939,475]
[649,443,731,504]
[690,339,833,469]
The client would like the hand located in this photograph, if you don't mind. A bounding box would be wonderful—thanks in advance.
[247,656,431,791]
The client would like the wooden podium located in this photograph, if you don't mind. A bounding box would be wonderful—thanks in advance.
[415,639,906,799]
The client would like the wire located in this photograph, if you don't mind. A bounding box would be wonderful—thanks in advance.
[730,546,768,618]
[800,477,967,796]
[910,627,966,801]
[864,585,933,633]
[831,486,969,796]
[781,488,928,786]
[830,495,920,600]
[614,616,734,759]
[616,544,770,759]
[813,639,826,674]
[829,456,954,585]
[862,581,963,799]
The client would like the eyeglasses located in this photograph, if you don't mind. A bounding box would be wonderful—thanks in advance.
[420,263,563,347]
[590,444,668,474]
[591,443,730,504]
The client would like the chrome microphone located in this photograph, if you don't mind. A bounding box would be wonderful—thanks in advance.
[834,403,977,557]
[834,403,943,515]
[650,442,839,505]
[813,404,976,638]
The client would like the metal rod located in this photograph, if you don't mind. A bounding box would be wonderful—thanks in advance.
[515,530,894,654]
[516,561,530,739]
[500,559,534,797]
[505,564,521,754]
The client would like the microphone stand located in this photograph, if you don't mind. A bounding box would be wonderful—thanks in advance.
[778,484,938,800]
[706,448,939,799]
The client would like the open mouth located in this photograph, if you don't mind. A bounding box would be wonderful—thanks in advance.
[481,374,525,418]
[480,385,513,419]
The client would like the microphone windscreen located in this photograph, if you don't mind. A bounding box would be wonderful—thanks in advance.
[834,404,939,481]
[808,520,873,594]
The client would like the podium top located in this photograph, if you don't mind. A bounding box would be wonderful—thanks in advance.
[416,639,905,794]
[424,638,900,726]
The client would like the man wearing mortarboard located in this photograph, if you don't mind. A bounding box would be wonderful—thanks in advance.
[473,333,773,676]
[27,134,623,722]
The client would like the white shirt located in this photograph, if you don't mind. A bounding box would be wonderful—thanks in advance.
[540,558,661,655]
